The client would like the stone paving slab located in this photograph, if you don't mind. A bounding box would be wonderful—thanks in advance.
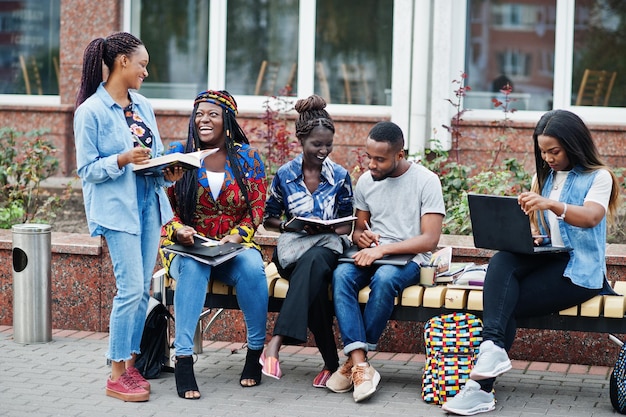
[0,326,619,417]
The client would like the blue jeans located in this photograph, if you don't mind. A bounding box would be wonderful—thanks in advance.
[170,248,268,356]
[332,261,420,355]
[102,176,162,362]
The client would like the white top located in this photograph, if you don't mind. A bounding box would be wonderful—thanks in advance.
[206,171,225,200]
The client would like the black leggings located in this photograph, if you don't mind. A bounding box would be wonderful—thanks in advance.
[478,251,600,392]
[273,246,339,372]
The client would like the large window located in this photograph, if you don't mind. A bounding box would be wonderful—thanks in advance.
[464,0,626,113]
[315,0,393,105]
[0,0,60,95]
[131,0,393,107]
[465,0,556,111]
[132,0,209,100]
[225,0,299,97]
[571,0,626,107]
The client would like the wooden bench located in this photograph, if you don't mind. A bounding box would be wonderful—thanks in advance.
[152,262,626,354]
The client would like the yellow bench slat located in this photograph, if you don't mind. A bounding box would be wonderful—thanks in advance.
[466,290,483,311]
[400,285,424,307]
[445,288,468,309]
[579,295,603,317]
[605,281,626,318]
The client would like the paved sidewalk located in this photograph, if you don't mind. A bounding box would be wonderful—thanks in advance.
[0,325,618,417]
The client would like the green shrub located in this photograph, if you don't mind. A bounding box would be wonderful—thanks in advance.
[0,127,69,228]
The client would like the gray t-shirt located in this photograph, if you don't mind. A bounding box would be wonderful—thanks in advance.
[354,162,446,265]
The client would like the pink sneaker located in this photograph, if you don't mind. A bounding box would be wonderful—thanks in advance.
[106,372,149,402]
[126,366,151,392]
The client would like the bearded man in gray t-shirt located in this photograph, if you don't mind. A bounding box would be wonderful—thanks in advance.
[326,121,445,403]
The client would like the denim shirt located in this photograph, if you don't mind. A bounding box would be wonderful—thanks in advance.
[264,154,354,221]
[539,166,606,289]
[74,83,173,235]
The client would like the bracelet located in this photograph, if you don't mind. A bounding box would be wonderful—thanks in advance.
[279,221,286,233]
[557,203,567,220]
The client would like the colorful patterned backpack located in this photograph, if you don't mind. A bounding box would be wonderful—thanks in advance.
[421,312,483,404]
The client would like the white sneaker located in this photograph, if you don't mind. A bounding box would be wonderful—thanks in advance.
[441,380,495,415]
[351,363,381,403]
[470,340,512,380]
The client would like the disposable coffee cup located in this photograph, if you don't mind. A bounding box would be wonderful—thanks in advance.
[420,265,437,287]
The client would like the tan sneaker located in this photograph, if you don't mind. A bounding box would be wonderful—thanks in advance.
[351,363,381,403]
[325,357,354,393]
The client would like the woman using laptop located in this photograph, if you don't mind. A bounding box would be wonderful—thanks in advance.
[443,109,621,416]
[262,94,354,388]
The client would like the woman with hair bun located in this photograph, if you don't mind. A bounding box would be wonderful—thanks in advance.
[262,94,354,388]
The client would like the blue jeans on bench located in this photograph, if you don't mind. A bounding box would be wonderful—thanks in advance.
[169,248,268,356]
[332,261,420,355]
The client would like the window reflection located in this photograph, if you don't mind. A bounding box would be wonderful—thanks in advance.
[226,0,299,97]
[572,0,625,107]
[315,0,393,105]
[465,0,556,111]
[138,0,209,100]
[0,0,60,95]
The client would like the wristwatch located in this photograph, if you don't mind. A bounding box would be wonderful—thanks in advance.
[279,221,286,233]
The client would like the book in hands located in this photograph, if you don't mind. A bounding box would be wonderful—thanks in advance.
[284,215,357,232]
[133,148,219,176]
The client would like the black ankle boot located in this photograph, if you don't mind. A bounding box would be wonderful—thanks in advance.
[175,356,200,399]
[240,348,262,387]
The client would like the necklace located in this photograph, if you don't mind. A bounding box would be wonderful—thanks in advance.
[553,176,566,190]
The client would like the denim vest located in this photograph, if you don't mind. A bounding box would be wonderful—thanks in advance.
[539,166,606,289]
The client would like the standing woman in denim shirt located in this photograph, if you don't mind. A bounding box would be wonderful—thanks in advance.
[262,94,354,388]
[74,32,179,403]
[443,109,621,416]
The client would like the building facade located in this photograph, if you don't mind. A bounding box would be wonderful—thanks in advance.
[0,0,624,177]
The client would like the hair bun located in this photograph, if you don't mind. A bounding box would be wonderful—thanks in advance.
[294,94,326,114]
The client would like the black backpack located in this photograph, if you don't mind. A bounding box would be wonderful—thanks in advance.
[135,298,174,379]
[611,336,626,414]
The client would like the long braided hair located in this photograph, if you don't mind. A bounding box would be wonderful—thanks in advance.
[75,32,144,108]
[175,90,252,226]
[294,94,335,140]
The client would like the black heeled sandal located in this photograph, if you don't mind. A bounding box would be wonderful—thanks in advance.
[240,348,263,387]
[175,356,200,399]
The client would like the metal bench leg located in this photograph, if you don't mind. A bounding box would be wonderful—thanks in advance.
[193,308,225,353]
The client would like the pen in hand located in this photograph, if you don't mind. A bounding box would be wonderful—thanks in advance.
[364,220,379,247]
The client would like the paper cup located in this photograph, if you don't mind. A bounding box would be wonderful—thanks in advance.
[420,266,437,287]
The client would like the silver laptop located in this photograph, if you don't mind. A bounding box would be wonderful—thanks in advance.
[467,194,572,255]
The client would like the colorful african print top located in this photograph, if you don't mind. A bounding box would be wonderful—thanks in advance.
[161,141,267,258]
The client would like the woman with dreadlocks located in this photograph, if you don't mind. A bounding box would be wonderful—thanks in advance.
[161,90,268,399]
[262,95,354,388]
[74,32,179,402]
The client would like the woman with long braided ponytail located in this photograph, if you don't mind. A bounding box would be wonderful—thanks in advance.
[74,32,180,402]
[161,90,268,398]
[262,94,354,387]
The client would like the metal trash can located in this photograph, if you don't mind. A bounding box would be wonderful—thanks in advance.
[12,223,52,344]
